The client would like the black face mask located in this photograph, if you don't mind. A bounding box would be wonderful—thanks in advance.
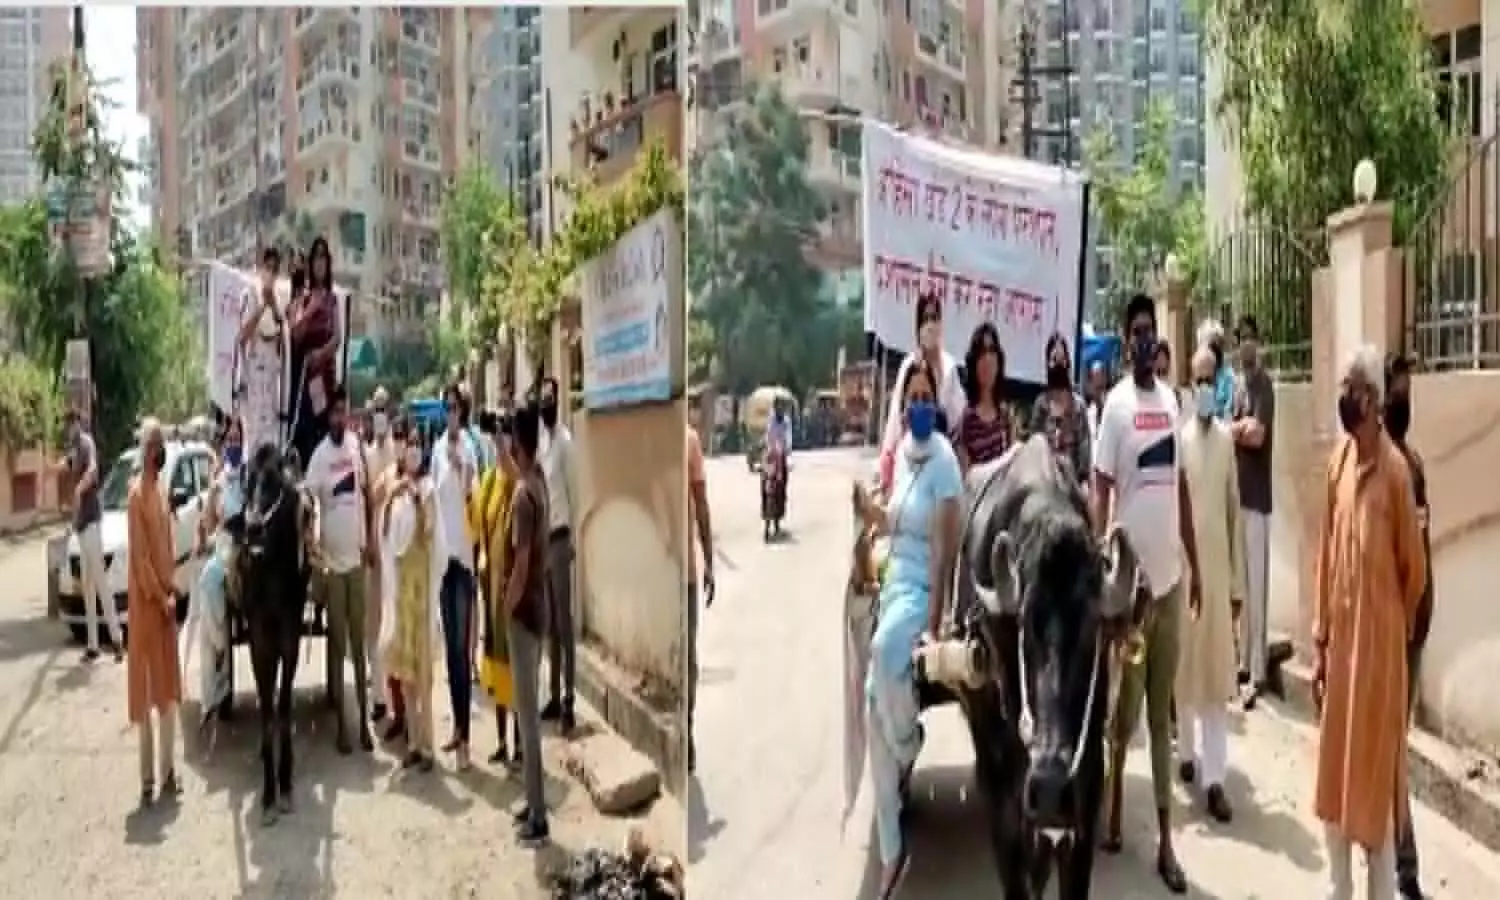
[329,423,346,444]
[1385,396,1411,441]
[1337,394,1366,434]
[539,401,558,429]
[1046,363,1070,390]
[1132,337,1157,380]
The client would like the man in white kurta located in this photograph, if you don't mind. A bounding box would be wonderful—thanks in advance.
[1176,346,1246,824]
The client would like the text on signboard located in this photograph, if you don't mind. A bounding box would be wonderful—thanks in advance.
[875,161,1061,257]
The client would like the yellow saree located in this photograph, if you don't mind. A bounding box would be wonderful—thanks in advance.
[477,467,515,706]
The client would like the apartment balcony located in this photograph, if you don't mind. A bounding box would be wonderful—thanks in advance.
[401,200,441,231]
[914,32,966,81]
[401,134,443,171]
[569,90,683,187]
[807,146,861,195]
[299,53,361,94]
[402,76,440,112]
[297,115,361,160]
[755,0,857,43]
[294,6,357,38]
[779,64,860,111]
[808,209,862,267]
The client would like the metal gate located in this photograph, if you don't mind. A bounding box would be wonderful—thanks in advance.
[1201,224,1326,382]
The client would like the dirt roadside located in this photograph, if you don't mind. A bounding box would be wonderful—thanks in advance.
[0,534,682,899]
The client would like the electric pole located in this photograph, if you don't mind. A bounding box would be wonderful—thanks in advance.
[1010,9,1075,165]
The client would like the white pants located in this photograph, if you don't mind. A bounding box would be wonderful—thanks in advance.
[1176,704,1229,787]
[137,705,178,785]
[1325,822,1397,900]
[1240,510,1271,681]
[77,523,123,651]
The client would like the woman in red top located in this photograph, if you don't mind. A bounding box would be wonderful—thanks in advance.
[288,236,341,466]
[955,322,1012,472]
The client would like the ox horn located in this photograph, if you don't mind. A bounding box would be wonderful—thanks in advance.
[974,530,1020,615]
[1099,524,1139,621]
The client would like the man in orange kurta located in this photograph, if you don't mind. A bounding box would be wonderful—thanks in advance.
[1314,350,1426,900]
[127,419,184,806]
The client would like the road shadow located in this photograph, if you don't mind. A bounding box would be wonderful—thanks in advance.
[686,774,727,864]
[0,645,63,756]
[123,787,183,846]
[1206,766,1323,872]
[0,612,61,665]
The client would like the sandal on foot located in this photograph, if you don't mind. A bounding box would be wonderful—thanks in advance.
[139,781,154,808]
[1157,855,1187,894]
[159,771,182,801]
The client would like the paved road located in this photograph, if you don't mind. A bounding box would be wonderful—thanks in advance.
[0,531,678,898]
[689,447,1500,899]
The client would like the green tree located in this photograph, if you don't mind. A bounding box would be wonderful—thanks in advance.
[1203,0,1448,240]
[441,161,522,345]
[0,59,200,456]
[1085,99,1205,325]
[688,82,834,395]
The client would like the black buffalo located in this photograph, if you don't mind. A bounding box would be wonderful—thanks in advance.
[929,435,1137,899]
[237,444,311,824]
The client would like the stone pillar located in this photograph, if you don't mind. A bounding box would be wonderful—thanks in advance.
[1157,273,1192,385]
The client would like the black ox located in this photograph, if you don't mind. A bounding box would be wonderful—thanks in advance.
[916,436,1138,899]
[235,444,312,825]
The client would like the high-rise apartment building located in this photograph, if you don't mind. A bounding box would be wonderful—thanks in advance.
[691,0,1016,267]
[136,7,479,343]
[474,6,545,247]
[0,7,70,205]
[1033,0,1204,312]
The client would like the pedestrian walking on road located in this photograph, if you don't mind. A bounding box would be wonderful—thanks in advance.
[364,387,398,723]
[126,418,184,806]
[505,403,553,847]
[1094,294,1203,894]
[1313,345,1427,900]
[434,384,479,770]
[954,322,1013,472]
[1383,352,1434,900]
[853,356,963,900]
[60,407,122,663]
[686,420,715,773]
[537,377,579,735]
[1175,346,1244,825]
[1230,316,1277,708]
[380,433,441,773]
[305,387,378,755]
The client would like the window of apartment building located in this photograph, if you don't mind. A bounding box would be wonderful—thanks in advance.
[1149,6,1167,32]
[758,0,789,17]
[772,46,788,74]
[1433,25,1481,138]
[793,36,811,69]
[844,0,858,16]
[651,23,677,93]
[623,51,639,102]
[1095,37,1113,70]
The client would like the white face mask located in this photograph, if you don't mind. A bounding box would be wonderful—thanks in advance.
[1195,384,1216,420]
[372,412,389,436]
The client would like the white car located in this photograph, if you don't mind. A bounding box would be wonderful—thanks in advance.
[54,439,215,644]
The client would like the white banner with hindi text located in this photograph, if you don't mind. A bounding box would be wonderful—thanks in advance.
[861,122,1088,385]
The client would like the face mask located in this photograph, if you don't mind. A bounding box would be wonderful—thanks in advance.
[1046,362,1069,390]
[372,412,388,436]
[540,401,559,429]
[1133,337,1156,377]
[224,445,243,468]
[1337,394,1366,434]
[907,399,938,441]
[918,322,941,352]
[1385,396,1411,441]
[1195,385,1216,420]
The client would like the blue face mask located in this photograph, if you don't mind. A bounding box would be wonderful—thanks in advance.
[224,445,243,468]
[907,400,938,441]
[1195,385,1216,420]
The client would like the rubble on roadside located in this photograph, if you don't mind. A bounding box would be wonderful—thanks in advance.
[552,827,685,900]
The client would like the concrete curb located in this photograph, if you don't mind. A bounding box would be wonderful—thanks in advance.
[1271,635,1500,855]
[575,642,684,797]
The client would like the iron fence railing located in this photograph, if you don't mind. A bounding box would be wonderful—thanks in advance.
[1200,224,1327,383]
[1402,132,1500,371]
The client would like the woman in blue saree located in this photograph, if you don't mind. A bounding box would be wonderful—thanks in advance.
[854,357,963,897]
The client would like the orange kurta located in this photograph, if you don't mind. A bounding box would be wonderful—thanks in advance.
[1313,433,1426,849]
[126,476,183,723]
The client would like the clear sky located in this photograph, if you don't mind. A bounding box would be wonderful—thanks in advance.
[85,6,147,233]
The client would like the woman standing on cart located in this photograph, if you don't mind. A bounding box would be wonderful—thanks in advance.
[287,237,341,467]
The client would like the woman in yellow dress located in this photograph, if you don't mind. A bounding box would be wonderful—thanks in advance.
[477,414,519,765]
[380,431,445,772]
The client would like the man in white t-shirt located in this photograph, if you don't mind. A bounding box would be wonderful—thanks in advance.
[538,376,579,733]
[1091,292,1203,895]
[305,386,377,754]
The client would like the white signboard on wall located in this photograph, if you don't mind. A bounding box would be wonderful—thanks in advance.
[861,121,1089,385]
[579,209,684,411]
